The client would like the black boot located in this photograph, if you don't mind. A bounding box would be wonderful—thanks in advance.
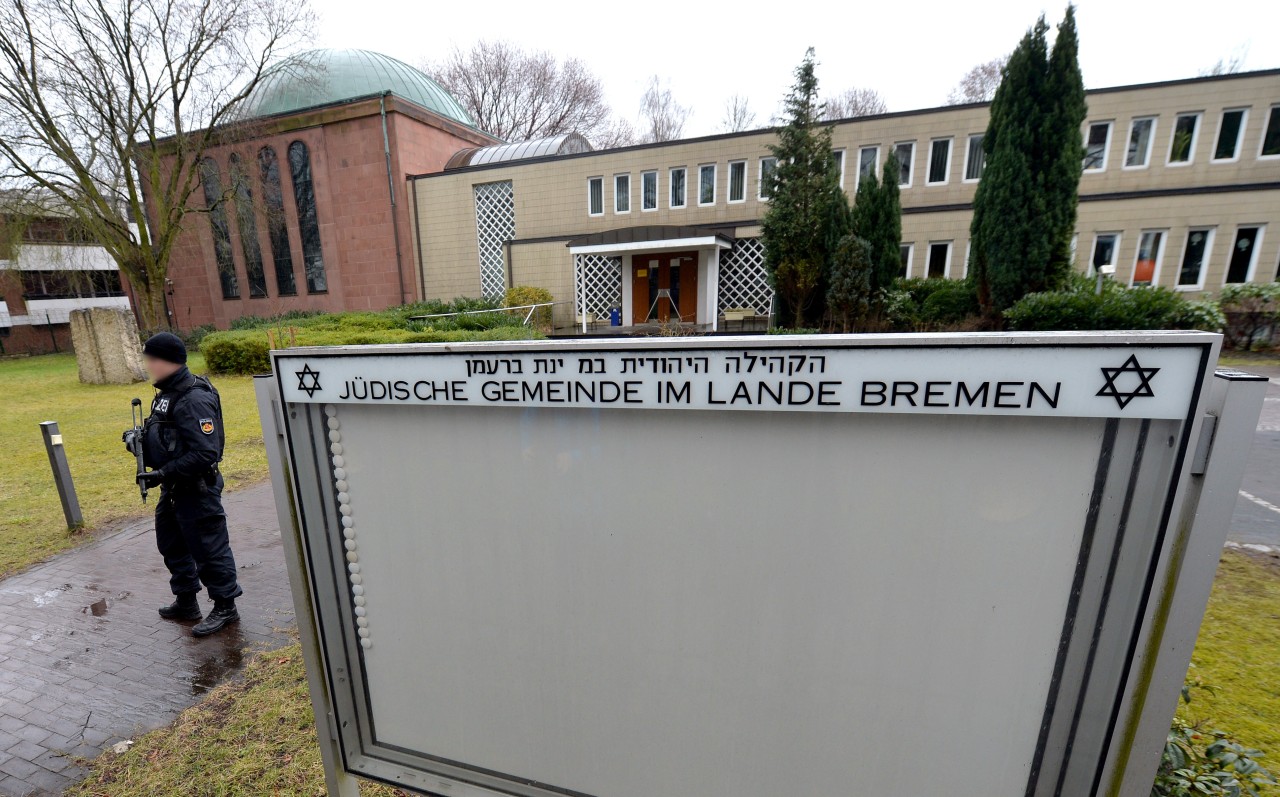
[192,598,239,637]
[158,592,202,621]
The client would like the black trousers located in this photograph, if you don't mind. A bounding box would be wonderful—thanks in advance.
[154,473,243,601]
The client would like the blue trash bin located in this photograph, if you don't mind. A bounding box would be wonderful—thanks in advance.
[609,307,622,326]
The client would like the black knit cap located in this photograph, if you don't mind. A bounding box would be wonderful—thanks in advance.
[143,332,187,364]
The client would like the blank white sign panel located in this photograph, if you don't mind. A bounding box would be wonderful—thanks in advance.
[274,336,1217,797]
[338,405,1102,796]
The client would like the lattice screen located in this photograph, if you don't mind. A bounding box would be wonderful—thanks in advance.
[718,237,772,315]
[473,181,514,299]
[573,254,622,317]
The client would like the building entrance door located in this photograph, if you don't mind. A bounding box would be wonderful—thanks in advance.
[631,252,698,324]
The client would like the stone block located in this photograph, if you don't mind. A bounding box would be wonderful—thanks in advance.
[68,308,146,385]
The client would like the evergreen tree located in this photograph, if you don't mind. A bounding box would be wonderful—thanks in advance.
[826,234,874,333]
[761,49,846,328]
[970,6,1086,315]
[849,153,903,295]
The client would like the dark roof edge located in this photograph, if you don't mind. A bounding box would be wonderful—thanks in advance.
[411,67,1280,180]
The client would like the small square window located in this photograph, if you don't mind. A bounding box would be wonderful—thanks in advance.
[1225,226,1264,283]
[1213,109,1247,161]
[1131,230,1166,286]
[894,142,914,187]
[669,167,686,208]
[1177,228,1214,289]
[642,171,658,211]
[614,174,630,214]
[964,135,985,181]
[1168,113,1200,165]
[832,150,845,188]
[1092,233,1120,274]
[758,158,777,200]
[1125,118,1156,168]
[899,243,913,278]
[698,164,716,205]
[587,177,603,216]
[927,139,952,185]
[1083,122,1111,171]
[728,161,746,203]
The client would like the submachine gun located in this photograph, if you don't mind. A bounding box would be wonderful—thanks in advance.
[124,397,149,502]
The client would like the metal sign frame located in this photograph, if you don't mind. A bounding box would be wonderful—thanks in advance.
[254,332,1266,797]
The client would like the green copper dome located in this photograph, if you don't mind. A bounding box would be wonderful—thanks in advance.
[237,48,475,126]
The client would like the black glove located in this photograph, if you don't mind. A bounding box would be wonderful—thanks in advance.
[123,429,137,453]
[137,469,165,488]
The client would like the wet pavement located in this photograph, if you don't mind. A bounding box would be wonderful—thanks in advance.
[1226,364,1280,548]
[0,482,292,797]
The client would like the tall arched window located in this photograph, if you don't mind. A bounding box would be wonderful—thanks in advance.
[199,158,239,299]
[257,146,297,296]
[228,153,267,298]
[287,141,327,293]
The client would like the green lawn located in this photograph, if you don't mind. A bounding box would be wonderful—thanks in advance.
[0,352,267,578]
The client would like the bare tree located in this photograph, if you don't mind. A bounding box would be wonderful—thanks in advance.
[591,119,638,150]
[720,94,757,132]
[822,87,888,120]
[0,0,313,328]
[1200,45,1248,76]
[424,41,621,144]
[638,75,689,143]
[946,55,1009,105]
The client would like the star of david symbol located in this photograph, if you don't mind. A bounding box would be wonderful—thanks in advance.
[1096,355,1159,409]
[296,364,322,398]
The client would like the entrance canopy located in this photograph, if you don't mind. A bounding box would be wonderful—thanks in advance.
[567,225,734,255]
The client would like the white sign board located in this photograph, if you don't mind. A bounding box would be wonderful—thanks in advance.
[258,332,1262,797]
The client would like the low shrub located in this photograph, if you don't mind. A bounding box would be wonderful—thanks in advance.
[880,278,981,331]
[1005,280,1223,333]
[1217,283,1280,350]
[504,285,554,330]
[919,280,979,326]
[1153,675,1276,797]
[202,325,542,375]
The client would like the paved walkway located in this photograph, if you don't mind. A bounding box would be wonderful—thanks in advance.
[0,482,291,797]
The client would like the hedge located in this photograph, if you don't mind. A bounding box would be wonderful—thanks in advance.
[202,326,542,375]
[1004,283,1224,332]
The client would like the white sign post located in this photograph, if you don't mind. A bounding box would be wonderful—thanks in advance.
[255,332,1266,797]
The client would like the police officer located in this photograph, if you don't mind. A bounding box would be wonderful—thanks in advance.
[128,332,242,637]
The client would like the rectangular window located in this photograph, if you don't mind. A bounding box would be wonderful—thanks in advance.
[1225,226,1263,283]
[963,134,985,181]
[1213,109,1248,161]
[1260,106,1280,157]
[1125,117,1156,168]
[894,142,914,187]
[1092,233,1120,275]
[588,177,603,216]
[1083,122,1111,171]
[1177,228,1214,289]
[1131,230,1166,286]
[642,171,658,211]
[927,139,952,185]
[669,167,686,208]
[728,160,746,202]
[1168,113,1200,165]
[899,243,913,278]
[758,157,777,200]
[614,174,630,213]
[832,149,845,188]
[698,164,716,205]
[927,241,951,278]
[857,147,878,186]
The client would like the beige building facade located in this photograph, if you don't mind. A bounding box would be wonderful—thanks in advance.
[410,69,1280,330]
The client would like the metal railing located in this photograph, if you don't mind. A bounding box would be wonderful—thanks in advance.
[408,301,572,327]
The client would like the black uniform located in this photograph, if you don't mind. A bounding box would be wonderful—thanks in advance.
[141,366,242,602]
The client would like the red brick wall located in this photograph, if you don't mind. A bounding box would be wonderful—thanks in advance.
[159,101,493,332]
[0,322,72,356]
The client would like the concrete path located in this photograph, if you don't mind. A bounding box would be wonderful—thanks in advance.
[0,482,291,797]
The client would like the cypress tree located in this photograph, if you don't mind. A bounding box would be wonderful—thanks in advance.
[762,49,846,328]
[970,6,1085,315]
[849,152,902,295]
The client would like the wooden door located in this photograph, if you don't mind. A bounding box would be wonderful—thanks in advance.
[632,257,660,324]
[631,252,699,324]
[674,253,698,321]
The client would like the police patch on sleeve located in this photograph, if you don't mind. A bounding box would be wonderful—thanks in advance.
[199,418,215,435]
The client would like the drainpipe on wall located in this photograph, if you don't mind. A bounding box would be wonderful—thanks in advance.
[380,93,408,304]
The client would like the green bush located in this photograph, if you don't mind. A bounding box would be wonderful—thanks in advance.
[1153,676,1276,797]
[1005,281,1222,333]
[504,285,554,329]
[879,278,981,331]
[202,325,542,375]
[920,280,980,326]
[1217,283,1280,350]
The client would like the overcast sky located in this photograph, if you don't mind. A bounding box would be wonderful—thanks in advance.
[310,0,1276,138]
